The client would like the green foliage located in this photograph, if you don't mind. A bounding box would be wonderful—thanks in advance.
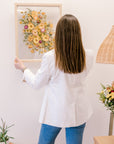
[100,83,106,89]
[0,119,14,144]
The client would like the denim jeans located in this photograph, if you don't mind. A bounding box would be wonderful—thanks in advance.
[38,123,86,144]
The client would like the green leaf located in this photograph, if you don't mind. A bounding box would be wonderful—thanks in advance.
[6,124,14,129]
[100,83,106,89]
[97,92,101,95]
[9,136,14,139]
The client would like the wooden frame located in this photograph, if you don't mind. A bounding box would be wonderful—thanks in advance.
[15,3,62,62]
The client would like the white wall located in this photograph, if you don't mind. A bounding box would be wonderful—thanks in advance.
[0,0,114,144]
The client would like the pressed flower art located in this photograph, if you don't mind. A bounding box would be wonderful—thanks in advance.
[19,9,54,54]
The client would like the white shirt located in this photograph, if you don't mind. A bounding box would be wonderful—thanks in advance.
[23,49,93,128]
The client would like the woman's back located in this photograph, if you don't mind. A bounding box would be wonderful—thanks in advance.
[34,48,93,127]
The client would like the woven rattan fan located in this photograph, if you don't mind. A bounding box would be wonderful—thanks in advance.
[96,25,114,64]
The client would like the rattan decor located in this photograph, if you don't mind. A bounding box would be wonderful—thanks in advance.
[96,25,114,64]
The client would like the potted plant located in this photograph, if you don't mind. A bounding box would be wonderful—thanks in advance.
[0,118,14,144]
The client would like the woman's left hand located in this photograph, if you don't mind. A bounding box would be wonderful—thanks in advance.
[14,57,26,72]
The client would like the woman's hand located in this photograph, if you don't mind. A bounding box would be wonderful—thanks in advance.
[14,57,26,72]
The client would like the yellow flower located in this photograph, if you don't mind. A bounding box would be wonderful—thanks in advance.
[44,22,47,26]
[112,92,114,97]
[32,30,38,36]
[28,35,33,42]
[20,21,22,24]
[26,29,31,33]
[38,23,44,29]
[38,11,40,14]
[28,23,34,30]
[108,89,111,92]
[33,37,39,44]
[107,94,112,98]
[43,35,49,42]
[32,11,37,17]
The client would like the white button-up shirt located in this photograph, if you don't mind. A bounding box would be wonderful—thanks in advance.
[23,49,93,127]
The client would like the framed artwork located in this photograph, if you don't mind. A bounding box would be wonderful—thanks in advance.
[15,3,62,62]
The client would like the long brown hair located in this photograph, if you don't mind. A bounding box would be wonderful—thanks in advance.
[55,14,86,73]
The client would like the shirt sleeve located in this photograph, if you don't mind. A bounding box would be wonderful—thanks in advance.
[23,54,51,89]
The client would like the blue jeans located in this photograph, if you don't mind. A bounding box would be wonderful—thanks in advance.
[38,123,86,144]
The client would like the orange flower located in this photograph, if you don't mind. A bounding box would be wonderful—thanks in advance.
[32,30,38,36]
[22,15,25,19]
[28,14,31,17]
[33,15,38,20]
[28,45,33,48]
[50,24,53,28]
[49,31,53,35]
[34,26,38,30]
[44,49,47,52]
[40,50,44,54]
[31,49,35,53]
[112,81,114,88]
[20,21,22,24]
[49,47,53,50]
[45,43,48,46]
[42,12,45,15]
[49,42,53,46]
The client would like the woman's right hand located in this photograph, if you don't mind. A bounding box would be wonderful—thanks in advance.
[14,57,26,72]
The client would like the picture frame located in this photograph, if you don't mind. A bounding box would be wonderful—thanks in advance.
[15,3,62,62]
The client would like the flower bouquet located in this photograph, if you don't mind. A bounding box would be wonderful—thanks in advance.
[19,9,54,54]
[97,81,114,113]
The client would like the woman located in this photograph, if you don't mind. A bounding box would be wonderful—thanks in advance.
[14,14,93,144]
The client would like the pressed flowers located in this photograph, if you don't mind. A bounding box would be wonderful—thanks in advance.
[97,81,114,113]
[19,9,54,54]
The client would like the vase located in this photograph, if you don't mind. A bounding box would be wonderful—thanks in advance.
[109,112,114,135]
